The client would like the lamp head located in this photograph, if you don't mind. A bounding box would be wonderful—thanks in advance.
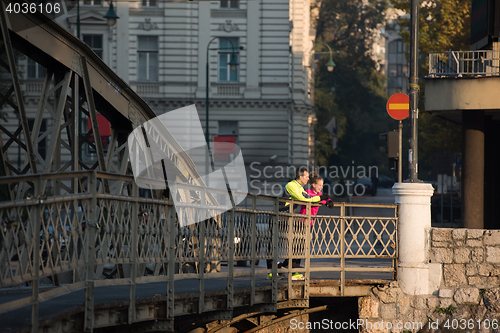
[104,1,119,27]
[229,54,239,71]
[326,57,336,72]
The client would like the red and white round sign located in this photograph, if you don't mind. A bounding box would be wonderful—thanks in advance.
[386,93,409,120]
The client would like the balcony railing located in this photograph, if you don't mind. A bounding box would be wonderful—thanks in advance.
[135,82,160,96]
[213,83,243,96]
[429,50,500,77]
[23,80,45,95]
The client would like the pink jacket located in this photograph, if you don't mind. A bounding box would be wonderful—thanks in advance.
[299,190,332,225]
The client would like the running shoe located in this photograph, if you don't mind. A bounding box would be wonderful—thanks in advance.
[267,273,283,280]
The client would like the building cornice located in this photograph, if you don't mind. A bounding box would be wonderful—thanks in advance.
[144,98,291,110]
[211,10,246,19]
[130,9,164,17]
[142,98,314,115]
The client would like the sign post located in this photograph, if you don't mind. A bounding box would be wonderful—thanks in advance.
[386,93,409,183]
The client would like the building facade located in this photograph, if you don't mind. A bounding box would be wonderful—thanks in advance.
[82,0,315,195]
[1,0,318,196]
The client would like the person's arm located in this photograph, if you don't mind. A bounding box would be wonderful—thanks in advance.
[286,182,321,203]
[311,190,333,207]
[306,189,326,204]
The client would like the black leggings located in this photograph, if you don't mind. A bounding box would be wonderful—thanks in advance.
[281,258,301,268]
[266,258,301,269]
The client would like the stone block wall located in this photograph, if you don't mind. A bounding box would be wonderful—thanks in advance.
[358,228,500,332]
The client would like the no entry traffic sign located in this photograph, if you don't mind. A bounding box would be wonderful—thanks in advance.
[386,93,409,120]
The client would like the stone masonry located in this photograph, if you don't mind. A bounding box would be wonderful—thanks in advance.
[358,228,500,333]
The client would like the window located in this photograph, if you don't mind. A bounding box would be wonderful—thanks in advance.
[218,121,238,136]
[83,35,103,58]
[27,58,47,79]
[141,0,157,6]
[387,39,408,91]
[218,38,238,82]
[28,119,46,159]
[138,36,158,82]
[220,0,239,9]
[83,0,102,5]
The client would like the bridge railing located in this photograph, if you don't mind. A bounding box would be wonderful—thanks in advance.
[0,171,397,328]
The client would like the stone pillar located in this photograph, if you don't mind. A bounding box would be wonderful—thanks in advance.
[393,182,434,295]
[463,111,485,229]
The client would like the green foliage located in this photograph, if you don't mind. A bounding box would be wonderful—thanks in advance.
[314,0,392,168]
[391,0,471,60]
[314,88,345,166]
[480,288,486,297]
[434,305,456,315]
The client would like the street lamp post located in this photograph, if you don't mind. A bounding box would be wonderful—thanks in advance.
[311,43,336,72]
[409,0,419,181]
[309,43,335,168]
[77,1,80,38]
[205,37,239,179]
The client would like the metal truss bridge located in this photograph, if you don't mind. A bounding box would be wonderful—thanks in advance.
[0,3,398,332]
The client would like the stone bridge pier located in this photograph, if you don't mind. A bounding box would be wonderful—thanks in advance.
[358,182,500,333]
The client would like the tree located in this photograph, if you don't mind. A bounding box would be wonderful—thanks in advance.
[314,88,345,167]
[314,0,392,169]
[391,0,471,72]
[390,0,469,167]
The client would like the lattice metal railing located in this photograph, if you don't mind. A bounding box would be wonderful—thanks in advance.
[429,50,500,76]
[0,171,398,331]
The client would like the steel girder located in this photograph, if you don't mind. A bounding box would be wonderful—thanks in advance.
[0,0,207,200]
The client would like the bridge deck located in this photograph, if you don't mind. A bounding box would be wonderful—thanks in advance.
[0,259,392,333]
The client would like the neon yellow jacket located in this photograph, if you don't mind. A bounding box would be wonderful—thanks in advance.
[284,180,321,203]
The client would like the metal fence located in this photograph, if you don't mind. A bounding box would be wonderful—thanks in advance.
[0,171,397,331]
[429,50,500,76]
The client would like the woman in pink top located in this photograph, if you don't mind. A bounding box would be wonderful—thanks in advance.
[300,173,333,225]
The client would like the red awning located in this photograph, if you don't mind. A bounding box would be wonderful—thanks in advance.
[87,114,111,137]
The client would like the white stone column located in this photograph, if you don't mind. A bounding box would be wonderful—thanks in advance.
[393,182,434,295]
[196,1,211,99]
[244,0,261,99]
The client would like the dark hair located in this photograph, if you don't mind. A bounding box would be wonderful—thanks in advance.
[309,172,323,185]
[295,166,309,180]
